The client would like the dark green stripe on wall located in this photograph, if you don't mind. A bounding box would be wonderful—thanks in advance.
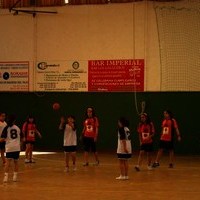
[0,92,199,154]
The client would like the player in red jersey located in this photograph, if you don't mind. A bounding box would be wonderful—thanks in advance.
[152,110,181,168]
[81,107,99,166]
[135,113,155,171]
[22,115,42,163]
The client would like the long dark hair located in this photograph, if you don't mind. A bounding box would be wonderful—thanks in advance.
[0,112,6,116]
[0,112,6,121]
[164,110,174,119]
[7,114,16,127]
[140,113,151,124]
[85,107,96,119]
[26,115,36,124]
[119,117,130,128]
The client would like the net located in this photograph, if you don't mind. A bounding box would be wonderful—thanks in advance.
[154,0,200,91]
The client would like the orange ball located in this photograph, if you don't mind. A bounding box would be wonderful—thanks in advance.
[52,102,60,110]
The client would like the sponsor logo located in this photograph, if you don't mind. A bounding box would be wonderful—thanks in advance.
[37,62,60,70]
[72,61,79,70]
[3,72,10,80]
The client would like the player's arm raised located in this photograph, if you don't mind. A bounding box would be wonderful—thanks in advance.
[59,116,65,131]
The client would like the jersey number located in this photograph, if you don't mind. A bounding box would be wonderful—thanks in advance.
[142,132,149,139]
[10,129,18,139]
[163,127,169,135]
[28,130,35,137]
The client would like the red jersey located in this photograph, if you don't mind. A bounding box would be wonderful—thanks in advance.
[137,122,155,144]
[22,122,37,142]
[160,118,178,141]
[83,117,99,138]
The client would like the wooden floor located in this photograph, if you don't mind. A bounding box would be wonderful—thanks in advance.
[1,152,200,200]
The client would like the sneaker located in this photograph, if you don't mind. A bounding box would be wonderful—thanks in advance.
[13,172,18,182]
[147,165,153,171]
[30,159,36,163]
[25,159,30,163]
[83,162,89,167]
[116,175,125,180]
[135,166,140,172]
[124,176,129,180]
[152,162,160,168]
[93,160,100,166]
[3,173,8,183]
[73,166,77,171]
[64,167,69,172]
[169,163,174,168]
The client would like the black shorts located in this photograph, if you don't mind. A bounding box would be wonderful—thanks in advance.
[83,137,97,153]
[117,153,132,160]
[0,142,5,150]
[6,151,20,160]
[159,140,174,150]
[140,143,153,152]
[26,141,35,145]
[63,146,77,152]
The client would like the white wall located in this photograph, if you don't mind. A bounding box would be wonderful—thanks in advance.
[0,2,161,91]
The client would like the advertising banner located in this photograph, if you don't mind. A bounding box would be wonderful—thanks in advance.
[88,59,144,92]
[0,62,29,91]
[35,61,88,91]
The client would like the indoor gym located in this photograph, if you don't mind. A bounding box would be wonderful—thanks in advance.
[0,0,200,200]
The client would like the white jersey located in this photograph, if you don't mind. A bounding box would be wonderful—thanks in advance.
[2,125,21,153]
[0,121,7,137]
[63,124,77,146]
[117,127,132,154]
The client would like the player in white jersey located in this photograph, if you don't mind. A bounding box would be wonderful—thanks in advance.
[116,117,132,180]
[59,115,77,172]
[0,112,7,165]
[0,115,23,183]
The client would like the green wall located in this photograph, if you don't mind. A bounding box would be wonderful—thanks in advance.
[0,92,199,154]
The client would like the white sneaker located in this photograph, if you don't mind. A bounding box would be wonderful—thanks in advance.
[147,165,153,171]
[25,159,30,163]
[13,172,18,182]
[73,166,77,171]
[30,159,36,163]
[3,173,8,183]
[93,160,100,166]
[116,175,125,180]
[124,176,129,180]
[64,167,69,173]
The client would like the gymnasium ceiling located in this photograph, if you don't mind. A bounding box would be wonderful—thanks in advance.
[0,0,180,8]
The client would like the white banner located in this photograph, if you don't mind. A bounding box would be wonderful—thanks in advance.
[34,61,88,91]
[0,62,29,91]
